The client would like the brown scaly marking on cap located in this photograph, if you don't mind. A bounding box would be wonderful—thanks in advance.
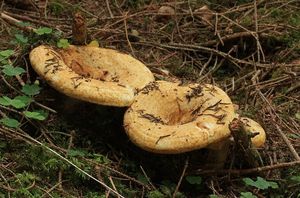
[123,81,236,154]
[29,45,155,107]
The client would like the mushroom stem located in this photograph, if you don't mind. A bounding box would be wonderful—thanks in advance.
[205,139,231,169]
[230,118,263,167]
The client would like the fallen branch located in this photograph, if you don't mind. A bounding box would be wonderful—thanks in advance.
[3,11,53,28]
[0,12,35,32]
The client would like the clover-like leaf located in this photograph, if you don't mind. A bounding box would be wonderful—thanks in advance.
[9,98,27,109]
[23,110,47,121]
[15,34,28,44]
[21,84,41,96]
[0,50,14,59]
[14,96,32,106]
[243,177,278,190]
[0,96,11,106]
[34,27,53,35]
[57,39,70,49]
[186,176,202,185]
[0,95,31,109]
[0,117,20,128]
[240,192,257,198]
[2,65,25,76]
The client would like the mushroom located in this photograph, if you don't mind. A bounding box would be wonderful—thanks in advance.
[29,45,154,107]
[239,116,266,148]
[204,115,266,168]
[207,115,266,149]
[123,81,236,154]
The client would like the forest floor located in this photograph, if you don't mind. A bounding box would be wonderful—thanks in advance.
[0,0,300,197]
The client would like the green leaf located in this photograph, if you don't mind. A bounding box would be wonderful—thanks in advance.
[15,34,28,44]
[34,27,53,35]
[93,153,110,164]
[0,96,31,109]
[185,176,202,185]
[0,117,20,128]
[23,110,47,121]
[209,195,219,198]
[0,96,11,106]
[2,65,25,76]
[0,50,14,58]
[243,177,279,190]
[240,192,257,198]
[14,96,32,106]
[67,149,87,157]
[57,39,70,49]
[17,21,31,27]
[290,176,300,183]
[10,98,27,109]
[21,84,41,96]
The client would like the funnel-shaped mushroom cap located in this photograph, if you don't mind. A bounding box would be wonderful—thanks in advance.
[240,117,266,147]
[29,45,154,107]
[124,81,236,154]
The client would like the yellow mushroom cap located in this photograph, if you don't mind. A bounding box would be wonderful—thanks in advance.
[29,45,154,107]
[240,117,266,147]
[124,81,236,154]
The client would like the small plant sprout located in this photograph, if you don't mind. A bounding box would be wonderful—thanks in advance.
[34,27,53,35]
[243,177,279,190]
[57,38,70,48]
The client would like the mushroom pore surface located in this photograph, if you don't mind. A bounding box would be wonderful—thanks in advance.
[124,81,236,154]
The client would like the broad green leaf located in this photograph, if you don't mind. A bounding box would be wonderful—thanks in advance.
[10,98,27,109]
[209,195,219,198]
[21,84,41,96]
[23,111,47,121]
[14,96,32,106]
[34,27,53,35]
[2,65,25,76]
[0,96,11,106]
[57,39,70,49]
[186,176,202,185]
[243,177,278,190]
[0,96,30,109]
[0,50,14,58]
[15,34,28,44]
[240,192,257,198]
[0,117,20,128]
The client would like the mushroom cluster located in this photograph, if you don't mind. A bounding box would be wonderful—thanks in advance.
[29,44,266,155]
